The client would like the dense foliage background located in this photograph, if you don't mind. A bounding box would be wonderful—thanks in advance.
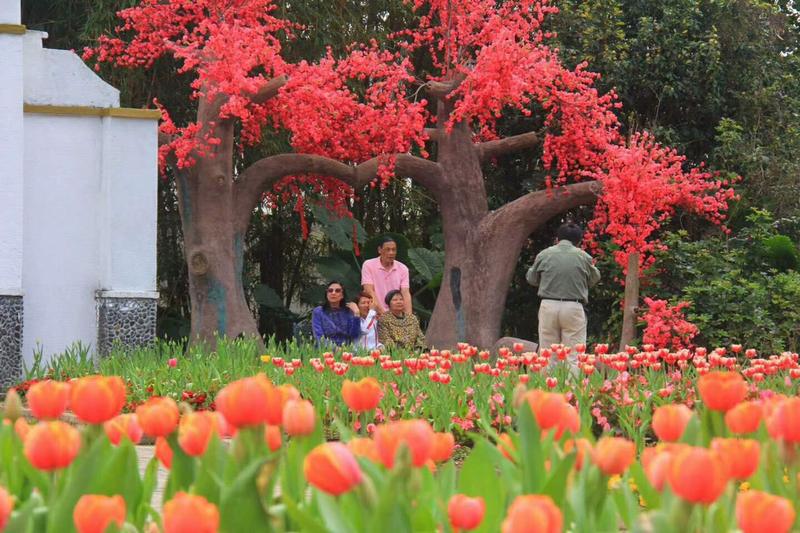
[21,0,800,349]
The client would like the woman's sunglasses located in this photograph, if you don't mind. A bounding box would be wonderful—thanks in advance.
[327,287,343,293]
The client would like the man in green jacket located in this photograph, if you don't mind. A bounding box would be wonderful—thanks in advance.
[526,223,601,360]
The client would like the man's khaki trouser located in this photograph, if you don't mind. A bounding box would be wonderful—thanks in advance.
[538,300,587,366]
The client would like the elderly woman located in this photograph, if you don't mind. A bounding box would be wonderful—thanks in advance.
[311,281,361,346]
[378,289,426,352]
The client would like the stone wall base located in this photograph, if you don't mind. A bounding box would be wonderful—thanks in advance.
[97,292,157,356]
[0,295,23,389]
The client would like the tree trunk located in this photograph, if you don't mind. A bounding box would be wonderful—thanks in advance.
[175,100,260,348]
[619,252,640,349]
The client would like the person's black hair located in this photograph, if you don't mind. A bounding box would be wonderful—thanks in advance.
[377,235,397,248]
[322,281,347,311]
[557,222,583,246]
[384,289,403,308]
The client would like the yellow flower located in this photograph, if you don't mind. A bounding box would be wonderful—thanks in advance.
[608,475,622,490]
[628,477,638,492]
[260,355,271,363]
[739,482,750,492]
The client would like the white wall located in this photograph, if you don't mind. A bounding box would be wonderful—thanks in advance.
[0,10,25,293]
[22,115,103,359]
[14,31,158,364]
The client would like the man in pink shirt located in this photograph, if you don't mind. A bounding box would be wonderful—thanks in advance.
[361,236,412,315]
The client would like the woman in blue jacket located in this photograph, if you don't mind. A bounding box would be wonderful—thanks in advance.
[311,281,361,346]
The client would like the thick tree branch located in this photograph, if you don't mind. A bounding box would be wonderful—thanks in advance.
[477,131,541,162]
[483,180,602,243]
[158,132,174,146]
[250,75,289,105]
[234,153,443,229]
[426,72,466,99]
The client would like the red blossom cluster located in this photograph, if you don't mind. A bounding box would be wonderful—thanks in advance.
[639,297,700,350]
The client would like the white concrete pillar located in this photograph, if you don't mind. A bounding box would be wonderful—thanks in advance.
[0,1,25,387]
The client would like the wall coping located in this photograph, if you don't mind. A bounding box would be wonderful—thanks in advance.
[23,104,161,120]
[0,289,24,297]
[97,290,160,300]
[0,24,26,35]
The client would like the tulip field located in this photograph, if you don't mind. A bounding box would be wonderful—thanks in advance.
[2,342,800,532]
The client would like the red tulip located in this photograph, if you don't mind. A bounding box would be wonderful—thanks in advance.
[136,396,180,437]
[342,378,382,412]
[163,492,219,533]
[736,490,795,533]
[502,495,562,533]
[264,425,282,452]
[70,376,126,424]
[0,486,13,531]
[14,417,31,441]
[26,380,70,420]
[373,419,435,468]
[215,374,283,427]
[652,404,692,442]
[766,397,800,443]
[592,437,635,476]
[347,437,381,463]
[73,495,126,533]
[668,446,729,504]
[563,438,593,471]
[725,401,763,434]
[304,442,363,496]
[448,494,485,531]
[178,411,217,457]
[697,371,747,412]
[282,399,316,437]
[24,420,81,470]
[430,432,455,463]
[156,436,173,469]
[711,438,760,480]
[104,414,144,445]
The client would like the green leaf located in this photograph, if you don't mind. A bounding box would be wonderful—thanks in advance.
[91,440,143,512]
[219,458,275,533]
[4,491,44,533]
[315,492,356,533]
[517,402,545,493]
[136,457,160,528]
[457,439,506,533]
[283,493,329,533]
[163,434,196,501]
[407,248,444,283]
[253,285,285,309]
[542,452,576,506]
[314,256,361,293]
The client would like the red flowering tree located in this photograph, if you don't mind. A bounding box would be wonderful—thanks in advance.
[87,0,734,348]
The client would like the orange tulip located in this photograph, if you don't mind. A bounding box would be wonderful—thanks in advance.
[14,417,31,441]
[24,420,81,471]
[501,495,562,533]
[304,442,363,496]
[163,492,220,533]
[104,414,143,445]
[73,494,126,533]
[70,375,126,424]
[736,490,796,533]
[0,486,13,531]
[215,374,284,427]
[431,432,456,463]
[178,411,217,457]
[563,438,593,471]
[156,436,173,469]
[373,419,435,468]
[264,425,282,452]
[524,390,579,437]
[282,399,316,437]
[652,404,692,442]
[136,396,180,438]
[725,401,763,434]
[347,437,381,463]
[711,438,760,480]
[278,383,301,403]
[341,378,382,412]
[592,436,635,476]
[497,433,516,462]
[641,445,679,491]
[697,371,747,412]
[766,397,800,443]
[26,380,70,420]
[448,494,486,531]
[668,446,729,504]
